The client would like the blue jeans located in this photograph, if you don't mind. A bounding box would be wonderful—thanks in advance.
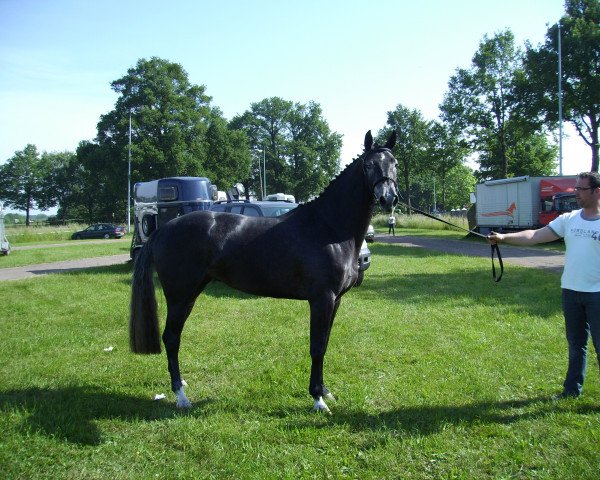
[561,289,600,396]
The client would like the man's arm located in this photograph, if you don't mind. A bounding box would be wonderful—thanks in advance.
[487,226,560,246]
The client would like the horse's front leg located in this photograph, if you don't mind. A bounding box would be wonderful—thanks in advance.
[163,300,195,408]
[308,294,340,414]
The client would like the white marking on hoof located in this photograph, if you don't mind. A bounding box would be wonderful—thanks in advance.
[175,387,192,408]
[324,392,336,403]
[181,379,188,387]
[313,396,332,414]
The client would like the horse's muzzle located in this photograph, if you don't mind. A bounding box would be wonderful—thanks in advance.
[378,190,398,212]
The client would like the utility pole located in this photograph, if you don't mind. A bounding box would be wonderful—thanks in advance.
[263,147,267,199]
[127,110,132,232]
[558,22,563,175]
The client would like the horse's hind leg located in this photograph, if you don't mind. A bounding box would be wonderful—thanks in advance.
[163,298,197,408]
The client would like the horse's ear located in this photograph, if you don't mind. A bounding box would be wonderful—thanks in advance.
[385,131,397,150]
[364,130,373,151]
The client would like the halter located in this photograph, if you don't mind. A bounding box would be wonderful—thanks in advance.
[362,149,398,197]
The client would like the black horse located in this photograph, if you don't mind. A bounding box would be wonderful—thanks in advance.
[130,130,398,413]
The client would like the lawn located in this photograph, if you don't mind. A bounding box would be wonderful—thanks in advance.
[0,239,131,268]
[0,242,598,479]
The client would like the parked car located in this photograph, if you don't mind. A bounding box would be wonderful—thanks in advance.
[355,240,371,287]
[210,200,298,217]
[212,200,372,286]
[72,223,126,240]
[365,224,375,242]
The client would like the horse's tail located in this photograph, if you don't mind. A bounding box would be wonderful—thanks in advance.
[129,238,161,354]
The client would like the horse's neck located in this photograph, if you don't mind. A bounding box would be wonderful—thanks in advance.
[310,160,373,243]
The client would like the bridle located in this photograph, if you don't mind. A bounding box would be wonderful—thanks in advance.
[362,149,399,199]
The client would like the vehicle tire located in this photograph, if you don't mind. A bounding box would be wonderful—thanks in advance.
[103,233,110,239]
[354,270,364,287]
[142,215,156,236]
[74,234,81,240]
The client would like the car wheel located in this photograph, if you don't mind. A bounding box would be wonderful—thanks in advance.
[142,215,157,236]
[354,270,364,287]
[74,234,81,240]
[103,233,110,239]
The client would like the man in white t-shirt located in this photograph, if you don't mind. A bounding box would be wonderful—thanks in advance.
[488,172,600,399]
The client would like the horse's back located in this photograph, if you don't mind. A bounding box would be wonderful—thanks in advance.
[150,209,355,300]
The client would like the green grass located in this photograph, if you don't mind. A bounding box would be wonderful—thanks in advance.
[0,239,131,268]
[3,223,93,243]
[0,242,598,478]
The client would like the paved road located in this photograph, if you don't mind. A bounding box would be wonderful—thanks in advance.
[0,254,131,281]
[375,234,564,273]
[0,235,564,281]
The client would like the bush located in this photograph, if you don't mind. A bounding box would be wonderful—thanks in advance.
[372,212,469,231]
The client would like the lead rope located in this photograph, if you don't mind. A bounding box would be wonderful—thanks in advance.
[395,203,504,282]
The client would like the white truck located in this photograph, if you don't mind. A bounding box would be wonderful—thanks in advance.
[475,175,577,234]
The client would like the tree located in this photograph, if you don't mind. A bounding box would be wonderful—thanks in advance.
[425,121,469,210]
[0,145,49,225]
[441,30,557,179]
[38,151,81,221]
[230,98,342,201]
[380,105,430,212]
[97,57,216,184]
[522,0,600,171]
[204,117,252,191]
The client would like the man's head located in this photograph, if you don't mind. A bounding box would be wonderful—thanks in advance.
[575,172,600,208]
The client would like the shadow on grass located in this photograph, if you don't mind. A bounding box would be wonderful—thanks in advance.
[280,396,600,436]
[0,386,213,446]
[32,262,132,279]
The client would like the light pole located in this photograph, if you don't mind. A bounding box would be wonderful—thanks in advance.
[433,177,437,213]
[255,149,264,199]
[127,110,132,232]
[558,21,563,175]
[262,147,266,199]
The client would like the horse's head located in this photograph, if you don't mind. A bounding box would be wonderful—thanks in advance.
[363,130,398,212]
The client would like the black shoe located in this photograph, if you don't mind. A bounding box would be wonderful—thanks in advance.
[551,391,580,400]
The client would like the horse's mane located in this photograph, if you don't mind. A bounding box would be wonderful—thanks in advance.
[293,152,365,211]
[293,143,391,211]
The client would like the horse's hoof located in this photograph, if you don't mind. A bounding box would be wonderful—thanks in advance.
[313,396,332,415]
[175,387,192,408]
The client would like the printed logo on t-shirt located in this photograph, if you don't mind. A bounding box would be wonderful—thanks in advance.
[569,227,600,241]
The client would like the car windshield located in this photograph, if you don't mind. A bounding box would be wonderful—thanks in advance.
[260,206,297,217]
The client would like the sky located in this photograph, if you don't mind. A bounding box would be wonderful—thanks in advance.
[0,0,592,213]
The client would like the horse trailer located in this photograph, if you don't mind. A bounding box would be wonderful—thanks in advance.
[131,176,218,260]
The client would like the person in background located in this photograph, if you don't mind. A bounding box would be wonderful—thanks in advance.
[388,213,396,236]
[488,172,600,399]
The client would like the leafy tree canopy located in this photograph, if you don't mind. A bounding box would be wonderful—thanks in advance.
[230,97,342,201]
[441,30,557,179]
[0,144,50,225]
[522,0,600,171]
